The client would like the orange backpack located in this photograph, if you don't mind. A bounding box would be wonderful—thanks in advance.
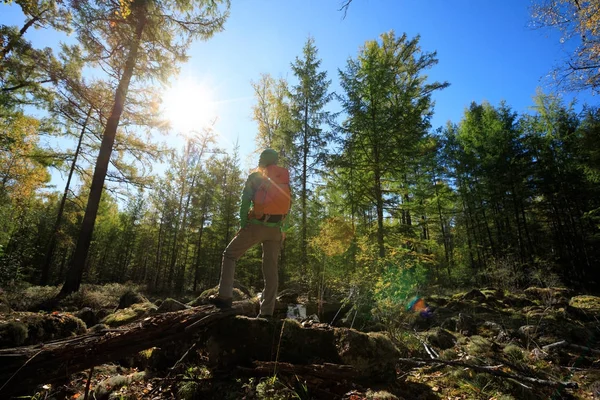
[252,165,291,219]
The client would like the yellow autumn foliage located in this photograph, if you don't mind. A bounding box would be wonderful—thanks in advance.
[0,113,49,206]
[310,216,354,257]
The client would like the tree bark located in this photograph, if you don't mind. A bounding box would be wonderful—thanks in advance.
[41,107,92,286]
[0,301,258,396]
[59,11,148,296]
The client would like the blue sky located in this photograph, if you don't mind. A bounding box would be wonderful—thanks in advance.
[180,0,594,167]
[2,0,597,177]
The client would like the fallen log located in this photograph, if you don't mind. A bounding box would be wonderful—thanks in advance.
[0,300,257,396]
[398,357,578,390]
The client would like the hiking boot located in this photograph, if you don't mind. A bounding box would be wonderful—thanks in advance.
[208,295,232,309]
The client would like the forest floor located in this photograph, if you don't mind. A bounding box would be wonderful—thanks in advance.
[1,283,600,399]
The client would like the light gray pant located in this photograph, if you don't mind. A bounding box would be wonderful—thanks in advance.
[218,223,282,316]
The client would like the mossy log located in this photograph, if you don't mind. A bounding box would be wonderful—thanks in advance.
[241,361,362,381]
[0,301,257,396]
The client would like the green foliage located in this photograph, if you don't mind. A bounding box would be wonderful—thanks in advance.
[255,376,301,400]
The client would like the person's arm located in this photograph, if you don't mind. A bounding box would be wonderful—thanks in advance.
[239,172,260,228]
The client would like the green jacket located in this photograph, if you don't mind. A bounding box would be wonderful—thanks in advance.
[240,171,291,232]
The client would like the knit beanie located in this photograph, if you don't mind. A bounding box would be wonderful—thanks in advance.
[258,148,279,167]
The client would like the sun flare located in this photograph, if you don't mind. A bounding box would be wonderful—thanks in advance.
[161,77,218,133]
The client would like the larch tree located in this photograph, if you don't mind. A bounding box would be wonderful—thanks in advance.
[289,37,332,270]
[338,31,448,258]
[59,0,230,296]
[531,0,600,92]
[251,73,294,167]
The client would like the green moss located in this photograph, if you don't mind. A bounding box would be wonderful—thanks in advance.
[466,335,492,356]
[102,302,157,327]
[92,372,145,399]
[503,344,524,362]
[366,390,398,399]
[0,321,28,347]
[569,295,600,311]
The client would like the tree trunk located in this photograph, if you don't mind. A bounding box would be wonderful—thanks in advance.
[301,101,309,270]
[59,11,147,297]
[0,302,258,397]
[41,107,91,285]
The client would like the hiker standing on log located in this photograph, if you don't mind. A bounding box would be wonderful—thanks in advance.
[209,149,292,318]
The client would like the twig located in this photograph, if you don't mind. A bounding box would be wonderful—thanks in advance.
[83,366,94,400]
[149,342,198,396]
[274,320,286,376]
[0,349,43,393]
[398,358,578,389]
[542,340,600,355]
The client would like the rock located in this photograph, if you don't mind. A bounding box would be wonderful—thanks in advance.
[425,295,448,307]
[524,287,570,306]
[0,312,86,348]
[456,313,476,336]
[116,290,148,310]
[426,327,456,350]
[440,316,457,332]
[530,347,548,361]
[335,329,405,382]
[481,321,503,336]
[277,288,299,304]
[102,302,157,327]
[567,295,600,321]
[0,291,12,313]
[462,289,486,302]
[91,372,145,399]
[75,307,98,328]
[188,287,249,307]
[89,323,109,333]
[96,309,110,321]
[502,295,535,308]
[203,317,404,382]
[518,325,539,340]
[0,321,28,347]
[156,298,189,313]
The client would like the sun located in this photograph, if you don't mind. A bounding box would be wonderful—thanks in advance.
[161,77,218,133]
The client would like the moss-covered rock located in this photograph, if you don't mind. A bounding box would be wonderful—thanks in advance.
[335,329,404,382]
[91,371,145,399]
[102,302,157,327]
[156,298,189,313]
[0,292,12,313]
[426,327,456,350]
[462,289,486,302]
[567,295,600,321]
[75,307,97,328]
[188,287,248,307]
[456,313,476,335]
[524,287,570,306]
[0,312,86,348]
[116,290,148,310]
[0,321,28,347]
[502,295,535,308]
[276,288,299,304]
